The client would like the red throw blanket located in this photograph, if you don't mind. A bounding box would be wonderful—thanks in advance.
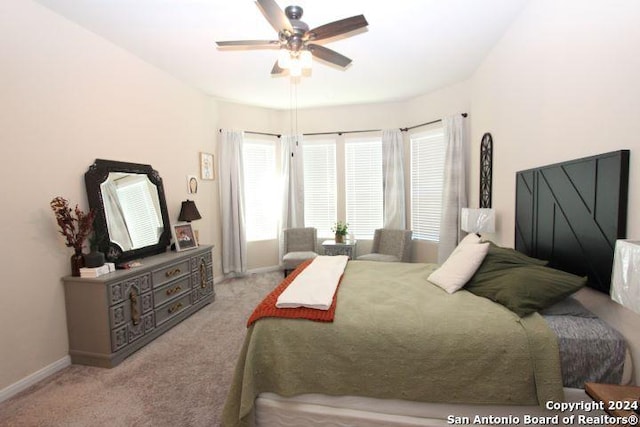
[246,259,343,327]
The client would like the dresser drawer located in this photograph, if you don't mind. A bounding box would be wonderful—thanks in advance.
[110,311,155,352]
[152,259,190,288]
[153,276,191,308]
[107,273,151,306]
[190,251,213,271]
[192,279,214,302]
[191,263,213,289]
[155,293,192,326]
[110,292,153,329]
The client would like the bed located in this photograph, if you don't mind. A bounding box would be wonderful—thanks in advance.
[222,151,636,427]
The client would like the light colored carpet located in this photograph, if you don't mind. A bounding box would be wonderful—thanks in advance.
[0,271,281,427]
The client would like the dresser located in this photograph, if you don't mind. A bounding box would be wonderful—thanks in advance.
[62,245,214,368]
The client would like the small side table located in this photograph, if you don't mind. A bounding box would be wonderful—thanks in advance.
[322,240,357,259]
[584,382,640,422]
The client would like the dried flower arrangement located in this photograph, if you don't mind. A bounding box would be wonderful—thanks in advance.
[50,196,96,254]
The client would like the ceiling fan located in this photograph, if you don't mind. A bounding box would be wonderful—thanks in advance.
[215,0,368,76]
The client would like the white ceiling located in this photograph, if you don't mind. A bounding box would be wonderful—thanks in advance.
[33,0,529,110]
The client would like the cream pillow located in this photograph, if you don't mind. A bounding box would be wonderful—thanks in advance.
[428,242,489,294]
[458,233,481,245]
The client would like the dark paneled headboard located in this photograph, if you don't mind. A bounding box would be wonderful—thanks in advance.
[515,150,630,293]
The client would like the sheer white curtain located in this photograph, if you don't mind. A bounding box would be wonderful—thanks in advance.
[218,130,247,275]
[438,115,467,264]
[102,180,133,250]
[279,134,305,260]
[382,129,406,229]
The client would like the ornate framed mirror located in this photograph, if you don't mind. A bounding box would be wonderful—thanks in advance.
[85,159,171,262]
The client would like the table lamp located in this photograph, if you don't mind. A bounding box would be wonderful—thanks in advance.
[611,240,640,314]
[178,200,201,222]
[460,208,495,236]
[178,200,202,243]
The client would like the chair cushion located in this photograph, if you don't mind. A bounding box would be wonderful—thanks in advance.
[357,253,400,262]
[283,251,318,269]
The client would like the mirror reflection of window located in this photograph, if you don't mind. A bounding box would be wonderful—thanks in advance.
[101,173,162,251]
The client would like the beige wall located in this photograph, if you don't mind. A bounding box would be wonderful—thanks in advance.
[3,0,640,398]
[469,0,640,246]
[0,0,219,392]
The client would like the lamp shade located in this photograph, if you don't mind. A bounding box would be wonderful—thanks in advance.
[611,240,640,314]
[460,208,495,234]
[178,200,201,222]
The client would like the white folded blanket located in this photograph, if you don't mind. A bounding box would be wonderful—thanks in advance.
[276,255,349,310]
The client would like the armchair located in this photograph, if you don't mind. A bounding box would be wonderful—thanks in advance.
[282,227,318,276]
[357,229,413,262]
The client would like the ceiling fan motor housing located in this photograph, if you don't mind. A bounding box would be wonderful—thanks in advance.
[281,5,309,52]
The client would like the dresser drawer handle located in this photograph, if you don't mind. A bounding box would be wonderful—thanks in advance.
[168,302,183,314]
[130,288,140,326]
[199,260,207,289]
[165,268,181,278]
[166,285,182,296]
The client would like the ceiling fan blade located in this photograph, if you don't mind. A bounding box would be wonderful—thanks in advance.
[216,40,279,48]
[271,60,285,75]
[308,44,352,68]
[256,0,293,33]
[307,15,368,41]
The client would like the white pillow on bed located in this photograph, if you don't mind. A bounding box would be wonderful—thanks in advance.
[428,242,489,294]
[458,233,481,246]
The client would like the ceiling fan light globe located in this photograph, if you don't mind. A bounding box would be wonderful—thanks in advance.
[289,58,302,77]
[278,49,291,69]
[300,50,313,69]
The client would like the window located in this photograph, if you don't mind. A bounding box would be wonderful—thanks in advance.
[410,126,446,241]
[303,139,336,238]
[345,137,383,239]
[243,138,278,241]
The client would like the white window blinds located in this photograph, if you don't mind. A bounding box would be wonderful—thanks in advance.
[303,139,337,238]
[345,138,383,239]
[116,179,161,247]
[410,126,446,241]
[243,139,278,241]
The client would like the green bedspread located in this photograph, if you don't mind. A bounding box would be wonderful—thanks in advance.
[222,261,564,427]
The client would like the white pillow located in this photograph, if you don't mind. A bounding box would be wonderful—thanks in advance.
[428,242,489,294]
[459,233,481,245]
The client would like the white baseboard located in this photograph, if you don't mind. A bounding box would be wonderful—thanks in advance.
[0,356,71,403]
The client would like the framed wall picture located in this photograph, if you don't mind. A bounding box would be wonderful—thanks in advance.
[172,223,198,252]
[187,175,198,194]
[200,152,215,180]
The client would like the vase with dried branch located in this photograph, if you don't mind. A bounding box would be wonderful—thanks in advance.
[50,196,96,276]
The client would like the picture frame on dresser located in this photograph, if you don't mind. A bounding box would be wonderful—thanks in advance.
[172,223,198,251]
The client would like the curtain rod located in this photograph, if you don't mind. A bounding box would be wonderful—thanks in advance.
[218,113,467,139]
[399,113,468,132]
[304,113,468,136]
[218,129,282,138]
